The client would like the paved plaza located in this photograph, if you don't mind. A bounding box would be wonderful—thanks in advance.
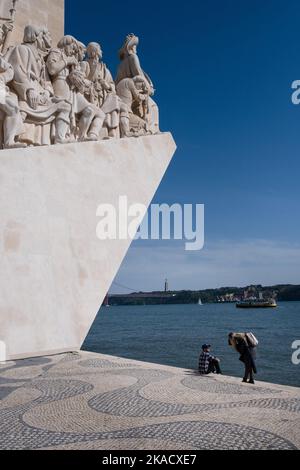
[0,351,299,450]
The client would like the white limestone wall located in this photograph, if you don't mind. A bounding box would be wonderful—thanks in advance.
[1,0,65,47]
[0,134,176,359]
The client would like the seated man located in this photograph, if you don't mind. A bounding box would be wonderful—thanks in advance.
[198,344,222,375]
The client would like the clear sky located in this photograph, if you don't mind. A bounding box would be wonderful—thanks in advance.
[66,0,300,292]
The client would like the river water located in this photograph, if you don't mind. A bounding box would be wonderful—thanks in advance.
[83,301,300,387]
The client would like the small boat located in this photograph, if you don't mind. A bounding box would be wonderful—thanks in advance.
[236,299,277,309]
[198,298,203,306]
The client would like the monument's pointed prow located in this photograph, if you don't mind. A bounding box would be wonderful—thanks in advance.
[0,0,176,359]
[0,134,176,359]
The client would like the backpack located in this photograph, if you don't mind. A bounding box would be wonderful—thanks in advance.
[245,332,259,347]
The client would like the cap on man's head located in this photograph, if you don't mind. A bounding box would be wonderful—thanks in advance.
[202,344,211,350]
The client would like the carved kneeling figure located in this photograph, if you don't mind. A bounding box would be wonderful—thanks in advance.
[116,76,149,138]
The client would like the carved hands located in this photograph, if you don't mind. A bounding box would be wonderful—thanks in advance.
[27,89,39,109]
[0,57,10,73]
[68,70,90,94]
[99,79,113,93]
[65,55,78,67]
[138,92,147,102]
[39,90,51,106]
[3,23,13,35]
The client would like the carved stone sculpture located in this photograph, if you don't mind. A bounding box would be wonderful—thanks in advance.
[0,0,18,55]
[76,41,90,84]
[85,42,120,139]
[6,25,72,146]
[0,21,12,54]
[0,22,25,149]
[116,34,160,135]
[36,26,53,57]
[116,76,149,137]
[47,35,106,142]
[0,21,161,150]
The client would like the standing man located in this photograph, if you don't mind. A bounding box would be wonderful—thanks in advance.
[198,344,222,375]
[228,332,257,384]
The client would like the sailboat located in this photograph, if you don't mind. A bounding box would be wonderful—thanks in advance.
[198,298,203,306]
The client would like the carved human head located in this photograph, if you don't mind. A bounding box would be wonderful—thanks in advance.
[37,27,52,53]
[57,35,78,57]
[86,42,102,61]
[23,25,40,44]
[77,41,86,61]
[119,34,139,60]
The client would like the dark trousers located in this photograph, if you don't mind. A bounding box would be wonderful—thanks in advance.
[244,361,254,381]
[207,358,222,374]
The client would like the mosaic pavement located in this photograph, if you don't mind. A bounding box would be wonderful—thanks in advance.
[0,351,299,450]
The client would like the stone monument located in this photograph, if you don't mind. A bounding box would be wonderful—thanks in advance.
[0,0,176,360]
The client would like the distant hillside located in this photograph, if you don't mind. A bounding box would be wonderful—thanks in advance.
[108,284,300,306]
[276,285,300,301]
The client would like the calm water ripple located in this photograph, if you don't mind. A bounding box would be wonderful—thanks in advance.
[83,302,300,387]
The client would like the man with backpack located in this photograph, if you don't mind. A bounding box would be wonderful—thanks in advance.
[228,332,258,384]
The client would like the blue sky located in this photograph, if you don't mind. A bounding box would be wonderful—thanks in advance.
[66,0,300,292]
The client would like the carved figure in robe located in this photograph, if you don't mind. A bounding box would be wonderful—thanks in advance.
[0,22,25,148]
[5,25,72,146]
[116,34,159,134]
[85,42,120,138]
[77,41,89,77]
[116,76,149,137]
[47,35,105,141]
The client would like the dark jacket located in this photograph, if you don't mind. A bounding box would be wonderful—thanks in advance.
[235,336,257,374]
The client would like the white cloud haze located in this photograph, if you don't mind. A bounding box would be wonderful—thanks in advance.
[111,239,300,293]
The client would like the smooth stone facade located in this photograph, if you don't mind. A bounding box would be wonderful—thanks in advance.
[0,133,176,360]
[2,0,65,46]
